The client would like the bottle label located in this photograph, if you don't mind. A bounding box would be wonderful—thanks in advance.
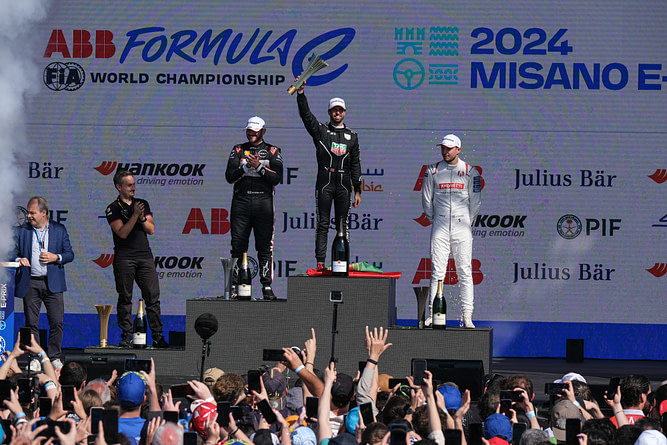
[133,332,147,345]
[433,313,447,326]
[332,260,347,273]
[238,284,252,297]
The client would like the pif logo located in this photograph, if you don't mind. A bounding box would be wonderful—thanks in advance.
[43,62,85,91]
[44,30,115,59]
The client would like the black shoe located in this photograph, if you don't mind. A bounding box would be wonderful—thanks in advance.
[262,286,277,300]
[153,337,169,349]
[118,335,132,348]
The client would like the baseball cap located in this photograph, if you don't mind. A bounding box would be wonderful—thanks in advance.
[345,406,360,432]
[551,400,581,442]
[378,374,393,392]
[440,134,461,148]
[245,116,265,131]
[329,432,358,445]
[328,97,346,110]
[203,367,224,388]
[263,368,287,399]
[437,385,462,410]
[291,427,317,445]
[332,373,355,400]
[118,371,146,408]
[484,413,512,441]
[554,372,587,384]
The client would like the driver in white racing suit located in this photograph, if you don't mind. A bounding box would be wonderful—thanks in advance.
[421,134,482,328]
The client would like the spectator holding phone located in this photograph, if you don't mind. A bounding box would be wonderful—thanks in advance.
[607,375,651,427]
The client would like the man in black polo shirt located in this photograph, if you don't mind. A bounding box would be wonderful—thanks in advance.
[105,170,168,348]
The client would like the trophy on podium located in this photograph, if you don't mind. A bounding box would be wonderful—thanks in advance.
[287,54,329,95]
[413,287,430,329]
[95,304,114,347]
[219,257,238,300]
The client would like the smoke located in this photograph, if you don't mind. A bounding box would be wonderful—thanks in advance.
[0,1,50,266]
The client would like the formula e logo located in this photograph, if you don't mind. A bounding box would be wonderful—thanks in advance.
[557,214,582,239]
[646,263,667,278]
[331,142,347,155]
[95,161,118,175]
[648,169,667,184]
[44,62,85,91]
[92,254,115,268]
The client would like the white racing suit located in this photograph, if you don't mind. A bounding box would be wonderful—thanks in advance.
[421,159,482,317]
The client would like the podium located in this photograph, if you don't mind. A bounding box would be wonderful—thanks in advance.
[0,263,18,353]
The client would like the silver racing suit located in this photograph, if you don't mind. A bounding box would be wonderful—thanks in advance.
[421,159,482,316]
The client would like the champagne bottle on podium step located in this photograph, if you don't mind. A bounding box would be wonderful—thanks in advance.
[238,252,252,300]
[432,280,447,329]
[331,219,349,277]
[133,299,147,348]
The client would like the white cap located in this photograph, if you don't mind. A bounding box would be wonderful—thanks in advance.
[554,372,587,384]
[245,116,265,131]
[440,134,461,148]
[328,97,346,110]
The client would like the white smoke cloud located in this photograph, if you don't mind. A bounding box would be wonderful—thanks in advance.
[0,1,50,266]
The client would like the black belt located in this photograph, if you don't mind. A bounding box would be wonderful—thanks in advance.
[30,276,47,281]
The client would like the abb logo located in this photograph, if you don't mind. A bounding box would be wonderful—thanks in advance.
[648,169,667,184]
[93,254,114,268]
[183,208,230,234]
[412,258,484,285]
[646,263,667,278]
[44,30,115,58]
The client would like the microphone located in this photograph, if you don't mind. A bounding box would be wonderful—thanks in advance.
[194,313,218,340]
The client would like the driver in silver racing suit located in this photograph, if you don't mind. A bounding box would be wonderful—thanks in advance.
[421,134,482,328]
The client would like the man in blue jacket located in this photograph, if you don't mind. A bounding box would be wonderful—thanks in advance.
[13,196,74,370]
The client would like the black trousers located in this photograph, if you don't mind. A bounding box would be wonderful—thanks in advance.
[23,278,64,360]
[315,184,351,263]
[113,257,163,340]
[230,194,275,287]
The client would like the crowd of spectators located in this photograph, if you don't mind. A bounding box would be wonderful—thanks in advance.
[1,328,666,445]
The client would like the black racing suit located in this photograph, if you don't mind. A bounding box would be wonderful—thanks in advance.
[225,141,283,288]
[297,93,362,263]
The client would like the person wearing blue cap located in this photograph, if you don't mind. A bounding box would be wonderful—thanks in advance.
[118,371,148,443]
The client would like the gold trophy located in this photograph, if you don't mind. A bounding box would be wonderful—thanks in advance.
[95,305,114,347]
[287,54,328,95]
[413,287,430,329]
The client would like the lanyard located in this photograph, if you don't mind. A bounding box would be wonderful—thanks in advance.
[34,224,48,251]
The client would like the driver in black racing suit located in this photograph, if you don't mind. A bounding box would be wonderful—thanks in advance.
[225,116,283,299]
[296,82,362,271]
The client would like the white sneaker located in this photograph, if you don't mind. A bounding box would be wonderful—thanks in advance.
[462,313,475,328]
[29,359,42,373]
[51,359,63,369]
[424,316,432,327]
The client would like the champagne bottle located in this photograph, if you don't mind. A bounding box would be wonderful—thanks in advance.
[331,219,349,277]
[238,252,252,299]
[432,280,447,329]
[132,299,147,348]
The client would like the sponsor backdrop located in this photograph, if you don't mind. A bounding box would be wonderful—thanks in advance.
[10,1,666,358]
